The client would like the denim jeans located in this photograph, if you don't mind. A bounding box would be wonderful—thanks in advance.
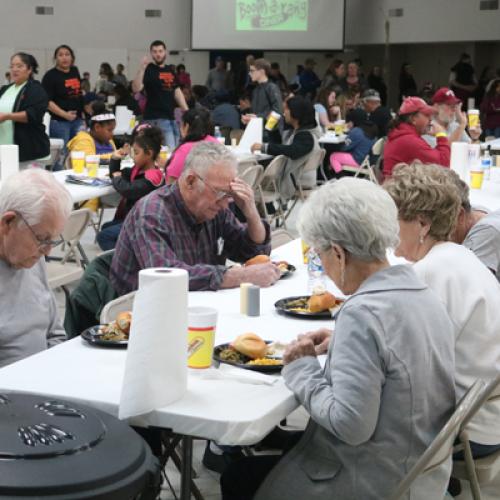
[144,119,179,149]
[485,127,500,139]
[49,118,85,169]
[96,220,123,251]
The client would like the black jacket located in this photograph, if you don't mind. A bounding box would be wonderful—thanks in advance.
[0,80,50,162]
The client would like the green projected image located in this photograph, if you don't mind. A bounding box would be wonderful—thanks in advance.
[236,0,308,31]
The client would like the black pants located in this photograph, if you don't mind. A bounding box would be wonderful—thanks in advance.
[220,455,280,500]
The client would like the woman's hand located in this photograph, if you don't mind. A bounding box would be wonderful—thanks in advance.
[283,336,316,365]
[303,328,333,355]
[0,113,9,122]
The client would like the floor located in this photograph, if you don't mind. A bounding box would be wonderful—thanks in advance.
[54,203,500,500]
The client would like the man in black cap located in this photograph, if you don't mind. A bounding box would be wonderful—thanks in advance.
[362,89,392,138]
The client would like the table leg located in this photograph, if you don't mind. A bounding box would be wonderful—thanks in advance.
[180,435,193,500]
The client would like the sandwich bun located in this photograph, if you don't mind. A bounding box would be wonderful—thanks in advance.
[308,292,337,313]
[116,311,132,334]
[244,255,271,266]
[230,333,268,359]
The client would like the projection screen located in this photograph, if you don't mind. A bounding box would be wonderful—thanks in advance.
[191,0,345,50]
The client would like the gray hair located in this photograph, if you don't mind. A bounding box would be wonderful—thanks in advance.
[298,178,400,261]
[180,142,237,179]
[0,169,72,225]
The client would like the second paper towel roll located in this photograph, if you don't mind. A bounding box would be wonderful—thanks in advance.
[119,267,188,420]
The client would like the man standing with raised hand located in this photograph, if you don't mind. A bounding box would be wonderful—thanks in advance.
[132,40,188,149]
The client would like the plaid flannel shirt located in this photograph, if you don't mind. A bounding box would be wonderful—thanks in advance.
[110,184,271,294]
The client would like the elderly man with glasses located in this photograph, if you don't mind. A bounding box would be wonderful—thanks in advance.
[0,169,72,368]
[111,142,279,294]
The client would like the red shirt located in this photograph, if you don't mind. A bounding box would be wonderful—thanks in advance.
[383,122,450,178]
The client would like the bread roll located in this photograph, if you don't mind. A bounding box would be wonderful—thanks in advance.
[231,333,268,359]
[116,311,132,334]
[244,255,271,266]
[308,292,336,313]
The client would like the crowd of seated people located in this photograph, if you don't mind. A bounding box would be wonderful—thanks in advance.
[3,39,500,500]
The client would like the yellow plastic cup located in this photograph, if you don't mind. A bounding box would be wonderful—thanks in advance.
[301,239,310,264]
[334,120,345,135]
[187,307,217,369]
[159,146,169,164]
[71,151,85,173]
[468,109,479,129]
[470,169,484,189]
[265,111,280,131]
[86,155,100,177]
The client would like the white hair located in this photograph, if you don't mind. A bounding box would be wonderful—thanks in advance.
[298,178,400,261]
[181,142,237,179]
[0,169,72,225]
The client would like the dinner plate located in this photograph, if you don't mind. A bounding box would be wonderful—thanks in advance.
[274,296,343,320]
[213,342,283,373]
[81,325,128,348]
[278,263,296,279]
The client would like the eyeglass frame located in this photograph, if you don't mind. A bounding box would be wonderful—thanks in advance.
[14,211,64,250]
[194,173,233,201]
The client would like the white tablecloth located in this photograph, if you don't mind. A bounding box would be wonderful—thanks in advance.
[469,180,500,211]
[54,168,116,203]
[0,240,336,445]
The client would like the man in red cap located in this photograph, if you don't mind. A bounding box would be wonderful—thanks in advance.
[383,97,450,178]
[423,87,481,148]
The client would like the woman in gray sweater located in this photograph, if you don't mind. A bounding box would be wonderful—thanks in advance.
[222,178,456,500]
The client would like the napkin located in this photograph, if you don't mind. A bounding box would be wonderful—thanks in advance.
[238,117,263,152]
[197,364,279,386]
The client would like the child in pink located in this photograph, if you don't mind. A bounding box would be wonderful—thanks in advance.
[166,108,218,182]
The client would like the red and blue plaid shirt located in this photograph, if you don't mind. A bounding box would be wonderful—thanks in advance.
[110,184,271,294]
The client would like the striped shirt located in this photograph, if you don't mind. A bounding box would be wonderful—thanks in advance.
[110,184,271,294]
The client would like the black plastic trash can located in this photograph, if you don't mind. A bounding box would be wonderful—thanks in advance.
[0,392,161,499]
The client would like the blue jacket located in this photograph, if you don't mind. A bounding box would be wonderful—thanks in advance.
[342,126,375,164]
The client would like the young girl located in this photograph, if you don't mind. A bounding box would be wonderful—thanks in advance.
[166,107,217,183]
[67,101,116,160]
[330,108,376,174]
[96,125,164,250]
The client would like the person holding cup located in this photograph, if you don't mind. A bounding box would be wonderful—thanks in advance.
[423,87,482,148]
[251,96,321,199]
[242,58,283,144]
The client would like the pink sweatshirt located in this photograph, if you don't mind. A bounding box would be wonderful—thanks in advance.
[166,135,219,179]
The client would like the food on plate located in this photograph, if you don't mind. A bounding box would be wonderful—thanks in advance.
[97,311,132,341]
[266,341,288,358]
[308,291,337,313]
[116,311,132,334]
[219,348,247,364]
[276,261,290,272]
[244,254,271,266]
[231,332,268,359]
[247,358,282,366]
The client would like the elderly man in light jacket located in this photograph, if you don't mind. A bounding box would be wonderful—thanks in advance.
[221,179,456,500]
[0,169,72,368]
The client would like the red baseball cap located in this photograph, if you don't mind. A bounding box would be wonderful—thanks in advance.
[432,87,461,105]
[398,97,434,116]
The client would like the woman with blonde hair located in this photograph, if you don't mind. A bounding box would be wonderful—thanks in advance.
[385,162,500,460]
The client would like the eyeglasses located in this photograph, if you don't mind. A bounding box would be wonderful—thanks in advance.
[194,174,232,201]
[15,212,64,250]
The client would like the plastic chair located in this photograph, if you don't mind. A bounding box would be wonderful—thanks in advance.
[237,158,259,175]
[45,208,93,297]
[271,229,294,249]
[389,379,486,500]
[334,137,385,184]
[239,164,263,190]
[451,373,500,500]
[100,292,136,324]
[254,155,287,228]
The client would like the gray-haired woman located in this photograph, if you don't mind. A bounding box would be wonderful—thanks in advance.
[221,178,456,500]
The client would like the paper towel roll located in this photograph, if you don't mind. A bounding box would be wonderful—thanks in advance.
[450,142,469,182]
[119,267,188,419]
[0,145,19,180]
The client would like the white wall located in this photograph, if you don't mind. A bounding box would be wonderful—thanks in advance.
[346,0,500,45]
